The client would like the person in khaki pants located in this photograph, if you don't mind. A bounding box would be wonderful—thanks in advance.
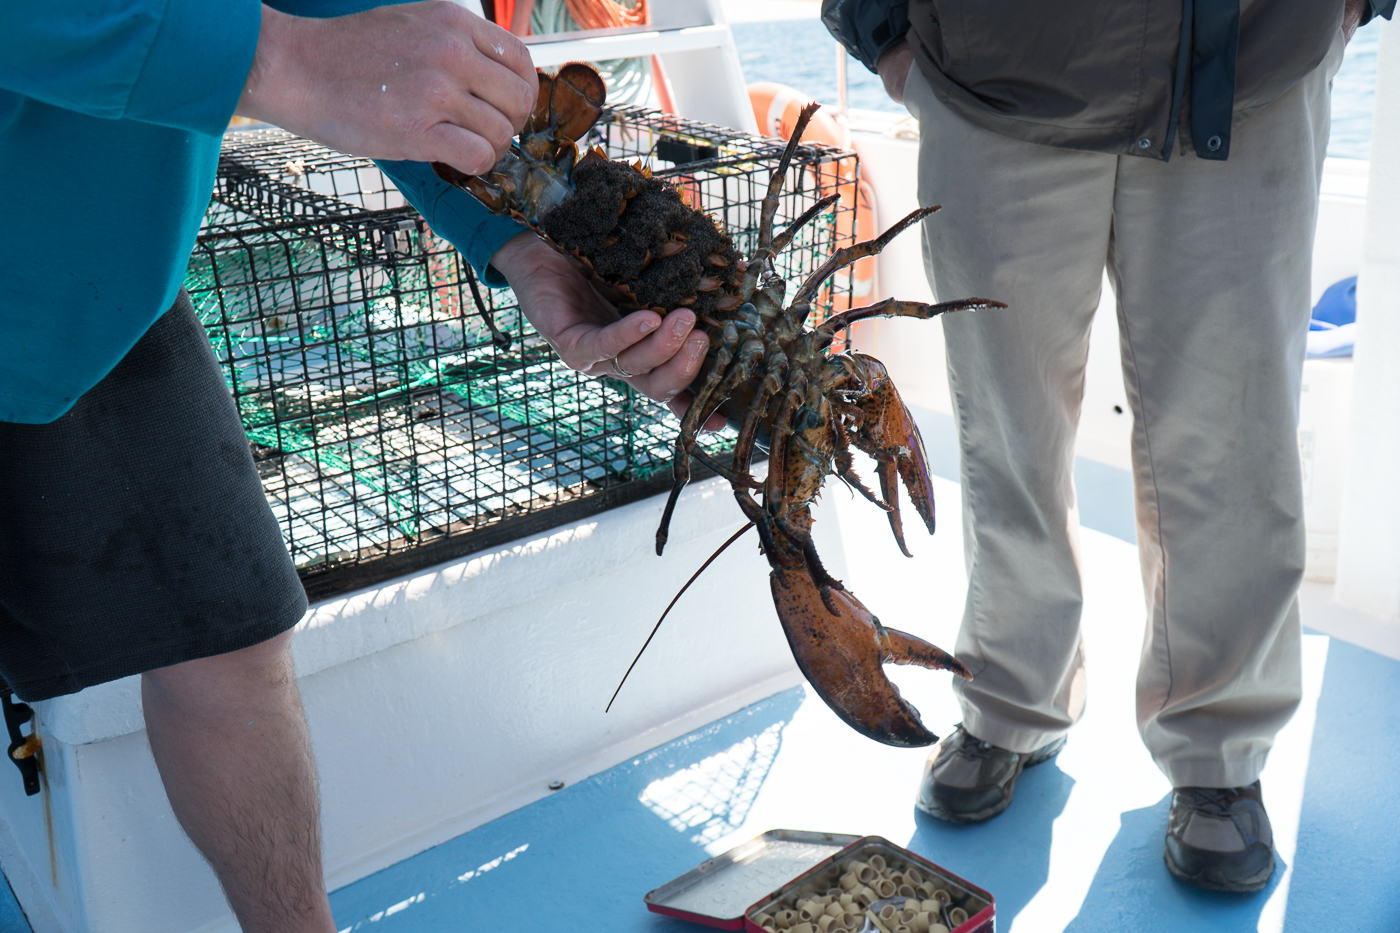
[823,0,1389,892]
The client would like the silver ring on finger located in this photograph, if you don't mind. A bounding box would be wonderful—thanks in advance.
[609,356,639,379]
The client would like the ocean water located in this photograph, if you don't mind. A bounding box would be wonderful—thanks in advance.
[1331,19,1381,159]
[731,18,1383,161]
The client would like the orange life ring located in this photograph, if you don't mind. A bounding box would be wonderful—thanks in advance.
[746,82,878,326]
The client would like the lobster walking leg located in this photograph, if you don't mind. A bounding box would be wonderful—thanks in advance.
[729,348,788,481]
[757,104,822,250]
[659,328,765,549]
[770,193,842,256]
[764,378,808,516]
[657,320,742,554]
[714,350,789,561]
[787,207,942,320]
[740,103,822,297]
[828,404,891,515]
[689,448,759,488]
[815,296,1007,335]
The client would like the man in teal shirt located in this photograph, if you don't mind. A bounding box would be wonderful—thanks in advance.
[0,3,711,930]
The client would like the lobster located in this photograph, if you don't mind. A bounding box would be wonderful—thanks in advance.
[433,64,1004,747]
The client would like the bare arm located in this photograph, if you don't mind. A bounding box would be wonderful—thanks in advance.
[236,1,537,175]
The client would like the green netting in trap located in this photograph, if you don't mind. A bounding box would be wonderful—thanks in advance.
[190,114,854,596]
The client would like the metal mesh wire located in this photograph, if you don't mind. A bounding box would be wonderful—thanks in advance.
[187,108,856,597]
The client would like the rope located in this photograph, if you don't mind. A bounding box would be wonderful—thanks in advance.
[489,0,673,111]
[489,0,647,34]
[563,0,648,29]
[530,0,652,106]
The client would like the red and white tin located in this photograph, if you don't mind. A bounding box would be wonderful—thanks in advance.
[645,830,995,933]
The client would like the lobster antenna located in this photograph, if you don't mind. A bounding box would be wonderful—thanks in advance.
[605,522,754,713]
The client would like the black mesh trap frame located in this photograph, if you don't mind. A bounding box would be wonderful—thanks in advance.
[187,107,858,600]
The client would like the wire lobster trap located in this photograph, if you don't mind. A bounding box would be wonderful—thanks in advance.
[187,108,857,599]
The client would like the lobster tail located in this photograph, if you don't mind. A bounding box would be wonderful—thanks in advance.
[549,63,607,143]
[523,72,554,136]
[432,64,606,226]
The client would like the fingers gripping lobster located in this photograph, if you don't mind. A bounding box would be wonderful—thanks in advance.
[433,65,1005,747]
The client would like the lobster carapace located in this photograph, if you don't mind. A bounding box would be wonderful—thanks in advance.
[433,64,1004,747]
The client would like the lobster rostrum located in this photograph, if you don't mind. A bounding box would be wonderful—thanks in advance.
[433,64,1005,748]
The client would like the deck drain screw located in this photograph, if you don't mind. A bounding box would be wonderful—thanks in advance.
[548,780,565,791]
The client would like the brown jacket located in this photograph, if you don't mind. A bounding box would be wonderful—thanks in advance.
[893,0,1342,160]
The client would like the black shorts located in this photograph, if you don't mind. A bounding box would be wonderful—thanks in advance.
[0,293,307,702]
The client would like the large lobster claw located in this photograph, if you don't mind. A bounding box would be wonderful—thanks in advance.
[770,567,970,747]
[847,354,937,558]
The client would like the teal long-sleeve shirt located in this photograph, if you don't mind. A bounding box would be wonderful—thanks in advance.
[0,0,525,424]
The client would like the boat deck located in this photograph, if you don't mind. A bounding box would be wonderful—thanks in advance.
[319,412,1400,932]
[4,413,1396,933]
[320,416,1399,932]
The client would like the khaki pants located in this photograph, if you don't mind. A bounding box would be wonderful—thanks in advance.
[903,36,1341,788]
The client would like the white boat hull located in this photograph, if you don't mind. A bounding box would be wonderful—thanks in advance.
[1,477,817,933]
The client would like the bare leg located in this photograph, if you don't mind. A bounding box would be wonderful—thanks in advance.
[142,631,335,933]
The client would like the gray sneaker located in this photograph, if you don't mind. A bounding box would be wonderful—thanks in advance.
[914,725,1067,823]
[1164,781,1276,893]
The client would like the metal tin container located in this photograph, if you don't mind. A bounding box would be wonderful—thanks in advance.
[645,830,995,933]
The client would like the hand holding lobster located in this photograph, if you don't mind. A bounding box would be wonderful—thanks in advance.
[489,232,722,425]
[237,1,537,175]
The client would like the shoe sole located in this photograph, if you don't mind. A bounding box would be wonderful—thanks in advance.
[915,734,1067,824]
[1163,846,1275,893]
[1024,734,1067,768]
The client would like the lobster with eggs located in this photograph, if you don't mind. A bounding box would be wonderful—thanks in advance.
[433,64,1003,747]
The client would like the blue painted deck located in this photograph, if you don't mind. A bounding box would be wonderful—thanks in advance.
[327,410,1400,932]
[326,641,1400,932]
[0,871,28,933]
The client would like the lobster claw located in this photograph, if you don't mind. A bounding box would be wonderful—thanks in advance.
[848,354,937,557]
[770,567,970,747]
